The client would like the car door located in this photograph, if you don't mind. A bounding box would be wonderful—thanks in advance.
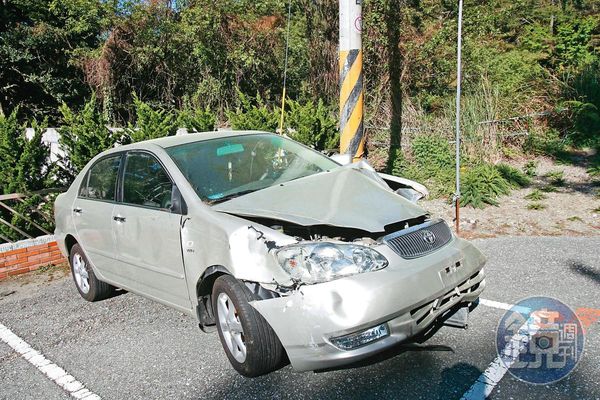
[72,154,121,277]
[112,151,191,310]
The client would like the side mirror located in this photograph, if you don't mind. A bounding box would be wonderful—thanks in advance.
[170,185,188,215]
[330,153,352,165]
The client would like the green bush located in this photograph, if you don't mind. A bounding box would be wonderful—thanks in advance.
[495,163,531,188]
[285,98,338,150]
[523,160,537,177]
[0,111,56,241]
[177,107,216,132]
[0,110,54,194]
[411,135,455,177]
[524,129,568,159]
[127,95,178,142]
[525,189,547,201]
[567,101,600,149]
[527,202,546,211]
[59,97,123,180]
[460,164,511,208]
[226,92,279,132]
[0,109,25,194]
[227,93,339,151]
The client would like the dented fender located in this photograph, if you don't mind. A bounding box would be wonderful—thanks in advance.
[180,211,296,303]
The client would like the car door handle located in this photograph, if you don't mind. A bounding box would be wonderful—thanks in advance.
[73,207,83,214]
[113,215,126,223]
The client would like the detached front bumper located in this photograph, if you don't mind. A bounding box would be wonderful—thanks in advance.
[250,237,486,372]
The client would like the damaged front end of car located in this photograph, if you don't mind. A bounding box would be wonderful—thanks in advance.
[193,161,486,371]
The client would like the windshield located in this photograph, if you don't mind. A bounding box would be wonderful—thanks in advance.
[165,134,339,203]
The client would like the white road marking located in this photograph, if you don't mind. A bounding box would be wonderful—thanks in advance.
[461,299,535,399]
[479,298,530,314]
[0,323,101,400]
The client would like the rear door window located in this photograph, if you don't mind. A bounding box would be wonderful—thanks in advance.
[84,156,121,201]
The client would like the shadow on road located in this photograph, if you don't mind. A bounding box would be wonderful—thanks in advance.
[570,261,600,285]
[199,342,482,400]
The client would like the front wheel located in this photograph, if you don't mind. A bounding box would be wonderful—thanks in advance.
[212,275,285,377]
[69,244,114,302]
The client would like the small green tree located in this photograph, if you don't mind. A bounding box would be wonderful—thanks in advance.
[16,119,54,192]
[0,109,25,193]
[127,95,178,142]
[177,107,216,132]
[285,99,338,150]
[59,96,121,181]
[226,92,279,132]
[0,111,55,241]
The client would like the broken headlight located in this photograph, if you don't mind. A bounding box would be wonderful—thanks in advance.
[275,243,388,284]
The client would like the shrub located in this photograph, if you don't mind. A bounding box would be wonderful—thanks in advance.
[545,170,565,186]
[285,98,338,150]
[523,160,537,177]
[127,95,178,142]
[0,110,54,193]
[0,113,55,240]
[527,202,546,210]
[177,107,216,132]
[0,109,25,193]
[226,92,279,132]
[59,97,123,180]
[524,129,567,159]
[227,93,339,151]
[460,164,511,208]
[525,189,547,201]
[495,163,531,188]
[411,134,455,178]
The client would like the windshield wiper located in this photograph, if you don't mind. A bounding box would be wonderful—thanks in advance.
[207,189,258,205]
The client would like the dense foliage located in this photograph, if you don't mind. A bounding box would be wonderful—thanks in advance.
[0,0,598,241]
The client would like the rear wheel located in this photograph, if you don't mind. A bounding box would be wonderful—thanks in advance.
[212,275,284,377]
[69,244,114,302]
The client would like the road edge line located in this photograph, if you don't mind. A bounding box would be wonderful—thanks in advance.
[0,322,101,400]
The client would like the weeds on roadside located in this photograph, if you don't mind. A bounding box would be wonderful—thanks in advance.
[496,163,531,188]
[527,202,547,210]
[540,185,558,192]
[546,170,565,186]
[461,164,511,208]
[523,161,537,177]
[567,216,583,222]
[525,189,547,201]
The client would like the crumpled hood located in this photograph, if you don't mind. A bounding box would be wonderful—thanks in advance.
[213,161,427,233]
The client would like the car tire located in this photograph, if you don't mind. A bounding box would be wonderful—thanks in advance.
[69,244,114,302]
[212,275,285,377]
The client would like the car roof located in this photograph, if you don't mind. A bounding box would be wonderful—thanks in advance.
[102,130,273,155]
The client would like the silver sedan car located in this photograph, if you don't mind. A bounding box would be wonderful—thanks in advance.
[54,131,486,376]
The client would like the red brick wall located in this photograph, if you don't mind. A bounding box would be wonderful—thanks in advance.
[0,241,66,281]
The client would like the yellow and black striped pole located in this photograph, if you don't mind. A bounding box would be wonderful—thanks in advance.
[339,0,364,161]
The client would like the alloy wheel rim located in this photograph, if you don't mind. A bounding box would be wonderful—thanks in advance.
[217,292,246,363]
[72,253,90,294]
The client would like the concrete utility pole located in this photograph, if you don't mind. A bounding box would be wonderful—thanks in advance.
[454,0,464,235]
[339,0,364,161]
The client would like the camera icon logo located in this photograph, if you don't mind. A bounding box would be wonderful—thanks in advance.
[496,296,585,384]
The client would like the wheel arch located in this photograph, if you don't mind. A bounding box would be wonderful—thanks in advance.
[65,234,78,256]
[196,265,232,332]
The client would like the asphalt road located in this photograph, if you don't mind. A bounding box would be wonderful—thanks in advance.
[1,236,599,400]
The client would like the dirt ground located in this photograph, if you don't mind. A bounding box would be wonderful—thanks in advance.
[422,156,600,238]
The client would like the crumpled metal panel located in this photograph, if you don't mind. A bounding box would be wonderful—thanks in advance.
[249,237,487,371]
[213,161,426,233]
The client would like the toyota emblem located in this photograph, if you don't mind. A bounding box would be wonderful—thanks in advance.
[422,230,436,244]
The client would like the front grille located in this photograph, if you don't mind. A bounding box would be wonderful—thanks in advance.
[383,219,452,259]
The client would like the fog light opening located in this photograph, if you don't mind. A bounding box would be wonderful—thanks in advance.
[329,323,390,350]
